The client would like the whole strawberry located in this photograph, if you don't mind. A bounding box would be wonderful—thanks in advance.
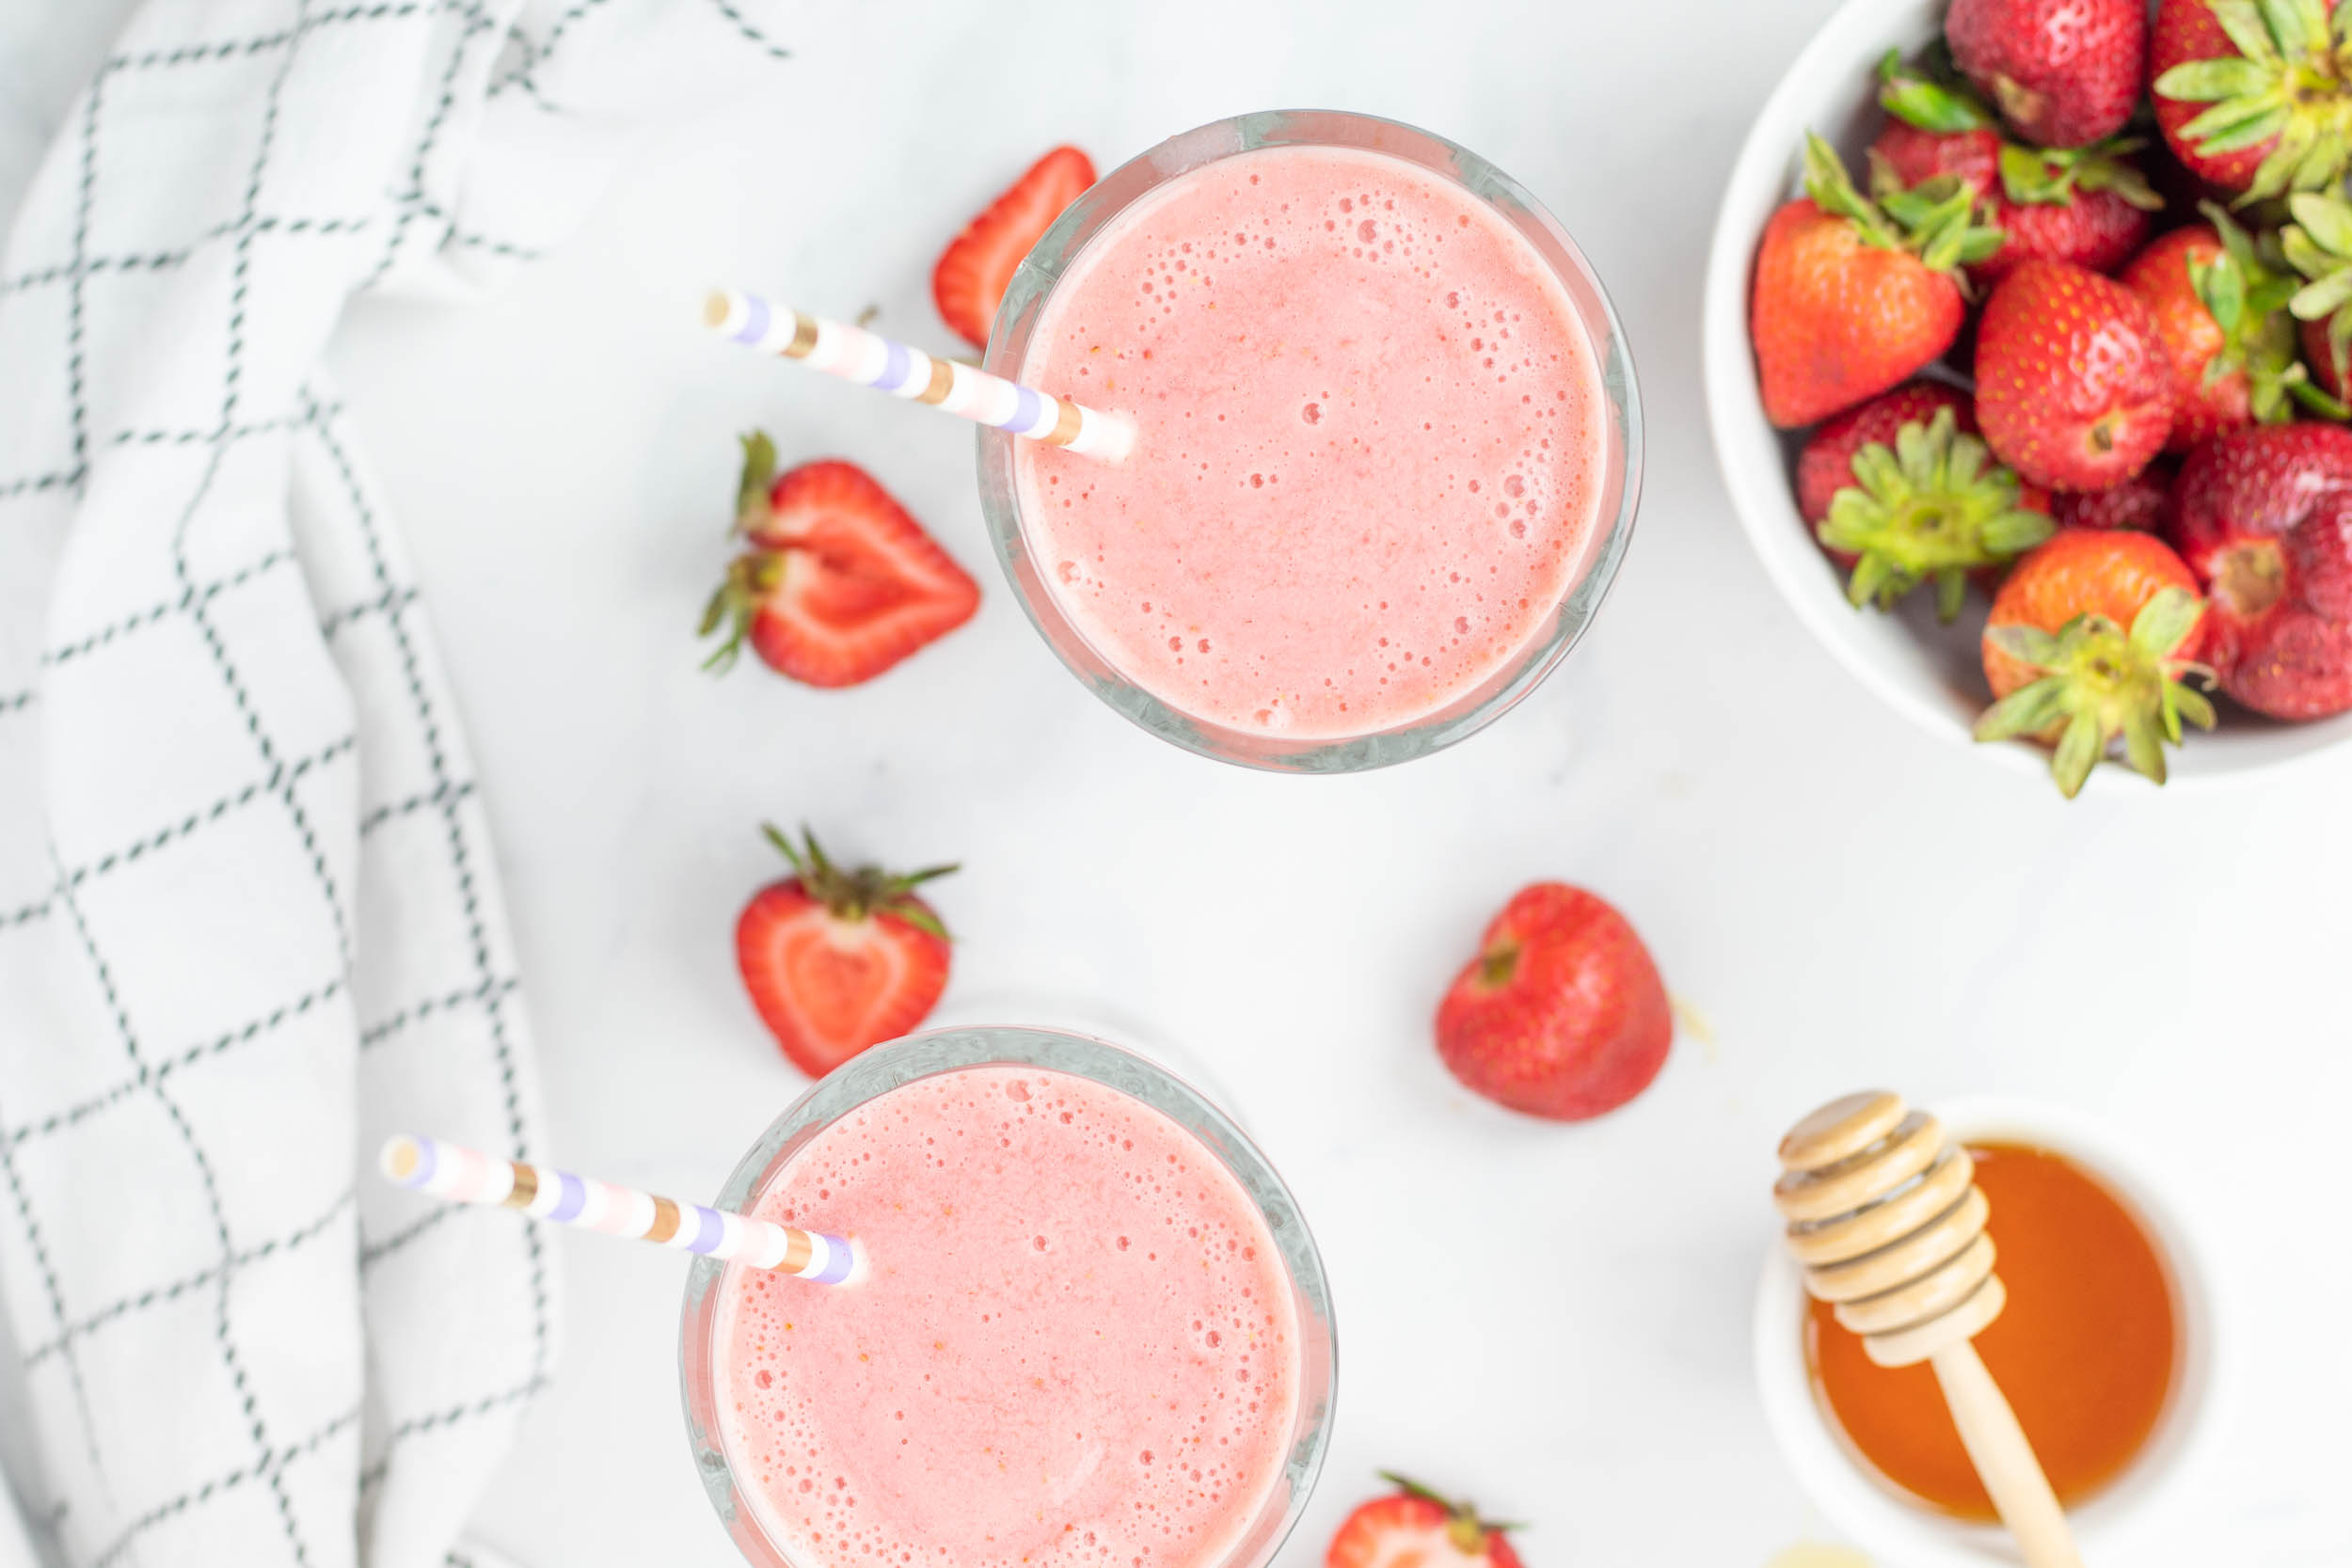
[1435,882,1670,1121]
[1977,530,2215,795]
[1797,388,2053,618]
[1752,134,1998,427]
[1870,55,2159,281]
[2169,424,2352,719]
[1327,1475,1523,1568]
[702,436,979,687]
[2120,210,2301,450]
[736,826,957,1077]
[1974,260,2175,491]
[2152,0,2352,201]
[2053,459,2176,531]
[1947,0,2144,148]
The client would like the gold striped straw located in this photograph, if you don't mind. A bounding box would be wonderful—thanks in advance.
[378,1133,861,1284]
[702,287,1136,461]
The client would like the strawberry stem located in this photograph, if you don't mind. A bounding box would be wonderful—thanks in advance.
[1817,407,2053,619]
[736,430,778,536]
[759,823,959,935]
[1374,1473,1526,1552]
[1973,589,2217,797]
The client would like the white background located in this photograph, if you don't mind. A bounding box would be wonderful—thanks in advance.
[7,2,2350,1564]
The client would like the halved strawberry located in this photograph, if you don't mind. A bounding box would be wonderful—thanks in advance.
[1326,1475,1523,1568]
[933,145,1096,349]
[701,436,978,687]
[736,825,956,1077]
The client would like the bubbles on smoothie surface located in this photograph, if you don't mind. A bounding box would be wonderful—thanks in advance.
[1017,143,1604,740]
[716,1066,1298,1568]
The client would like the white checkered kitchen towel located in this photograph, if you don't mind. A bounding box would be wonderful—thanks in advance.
[0,4,792,1566]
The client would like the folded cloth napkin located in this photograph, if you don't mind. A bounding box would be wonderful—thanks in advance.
[0,4,792,1565]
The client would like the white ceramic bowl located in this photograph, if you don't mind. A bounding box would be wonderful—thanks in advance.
[1752,1097,2217,1568]
[1701,0,2352,793]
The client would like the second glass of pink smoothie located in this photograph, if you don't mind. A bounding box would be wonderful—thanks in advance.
[978,109,1642,771]
[678,1026,1336,1568]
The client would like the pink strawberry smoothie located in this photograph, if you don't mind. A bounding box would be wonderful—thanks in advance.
[714,1066,1302,1568]
[1015,142,1607,738]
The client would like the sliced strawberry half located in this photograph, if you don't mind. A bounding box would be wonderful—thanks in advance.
[701,436,978,688]
[1326,1476,1523,1568]
[933,145,1096,349]
[736,825,956,1078]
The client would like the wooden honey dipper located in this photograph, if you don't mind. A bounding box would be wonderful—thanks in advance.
[1775,1091,2083,1568]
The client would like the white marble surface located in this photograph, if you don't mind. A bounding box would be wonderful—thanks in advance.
[8,2,2351,1565]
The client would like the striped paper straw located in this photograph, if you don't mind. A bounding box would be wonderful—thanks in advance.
[702,287,1136,462]
[378,1134,861,1285]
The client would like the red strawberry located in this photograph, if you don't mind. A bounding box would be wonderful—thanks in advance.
[1796,385,2053,618]
[1326,1476,1523,1568]
[1871,55,2159,284]
[2152,0,2352,200]
[1751,134,1997,427]
[2169,423,2352,719]
[1947,0,2144,148]
[701,437,979,687]
[1977,530,2215,795]
[2121,214,2302,451]
[1974,260,2176,491]
[2053,459,2176,531]
[736,825,956,1077]
[1435,882,1670,1122]
[932,145,1096,349]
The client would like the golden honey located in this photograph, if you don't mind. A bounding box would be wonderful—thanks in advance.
[1804,1142,2177,1519]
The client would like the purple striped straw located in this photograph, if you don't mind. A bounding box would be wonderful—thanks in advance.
[378,1134,860,1285]
[702,287,1136,461]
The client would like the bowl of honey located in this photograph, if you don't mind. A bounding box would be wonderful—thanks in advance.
[1753,1097,2217,1566]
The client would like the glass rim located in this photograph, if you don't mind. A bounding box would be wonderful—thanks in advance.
[976,107,1645,773]
[676,1024,1339,1568]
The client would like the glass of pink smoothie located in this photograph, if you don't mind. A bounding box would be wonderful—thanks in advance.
[678,1026,1336,1568]
[977,109,1642,770]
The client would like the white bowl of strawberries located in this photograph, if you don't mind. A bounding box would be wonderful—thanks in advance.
[1705,0,2352,796]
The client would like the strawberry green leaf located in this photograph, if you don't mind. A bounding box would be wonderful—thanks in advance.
[2193,254,2248,336]
[2211,0,2288,65]
[1877,49,1993,132]
[2291,371,2352,417]
[1974,601,2215,798]
[1803,132,1891,243]
[761,821,809,873]
[735,430,778,536]
[2170,680,2220,734]
[1984,623,2063,665]
[1998,144,2073,205]
[2155,59,2278,101]
[1816,409,2050,619]
[1974,675,2070,740]
[2291,266,2352,318]
[885,901,949,940]
[2070,143,2165,212]
[1936,568,1967,623]
[2290,190,2352,256]
[2129,587,2205,661]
